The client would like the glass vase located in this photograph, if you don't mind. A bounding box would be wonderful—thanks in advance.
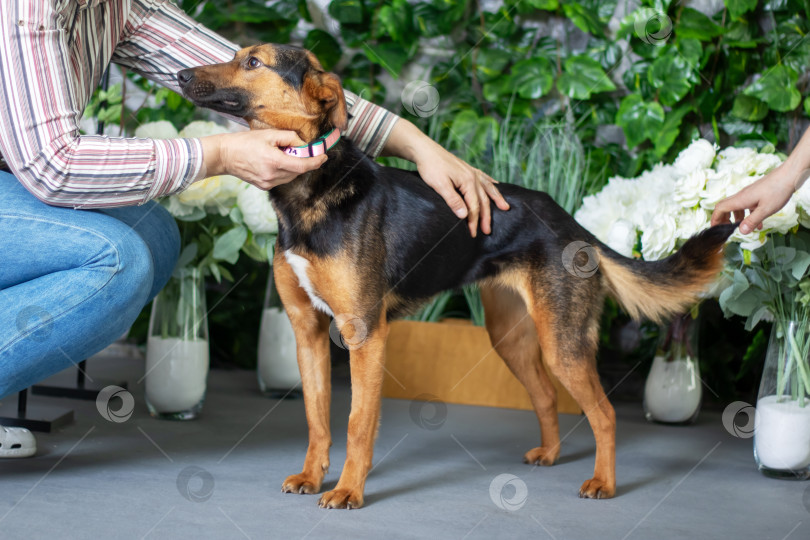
[145,268,209,420]
[643,311,702,424]
[754,319,810,480]
[257,270,301,397]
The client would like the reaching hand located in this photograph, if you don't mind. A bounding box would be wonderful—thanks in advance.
[711,162,802,234]
[382,119,510,237]
[415,145,510,237]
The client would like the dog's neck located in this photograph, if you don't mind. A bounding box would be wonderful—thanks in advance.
[267,135,373,243]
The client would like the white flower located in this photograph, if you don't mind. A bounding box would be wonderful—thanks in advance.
[673,139,716,176]
[715,146,758,176]
[177,175,244,215]
[178,120,229,139]
[699,170,734,210]
[134,120,178,140]
[674,169,709,208]
[676,207,710,240]
[750,152,782,175]
[237,184,278,234]
[162,196,198,218]
[605,219,637,257]
[641,213,677,260]
[729,226,767,251]
[761,197,799,234]
[795,178,810,228]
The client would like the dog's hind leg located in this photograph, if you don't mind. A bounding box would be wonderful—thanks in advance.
[275,253,334,496]
[528,289,616,499]
[318,311,388,509]
[481,284,560,466]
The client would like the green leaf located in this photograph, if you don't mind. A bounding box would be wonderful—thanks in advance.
[475,48,512,83]
[791,251,810,280]
[773,246,797,265]
[175,207,207,222]
[557,55,616,100]
[448,110,498,155]
[175,243,198,270]
[562,3,605,37]
[648,47,692,105]
[304,30,342,71]
[209,262,221,283]
[212,226,248,264]
[654,105,690,157]
[482,77,513,102]
[744,64,801,112]
[377,0,414,46]
[676,38,702,68]
[328,0,364,24]
[676,8,723,41]
[524,0,559,10]
[615,94,665,148]
[510,57,554,99]
[98,104,122,123]
[731,95,769,121]
[362,42,410,78]
[724,0,758,19]
[804,96,810,117]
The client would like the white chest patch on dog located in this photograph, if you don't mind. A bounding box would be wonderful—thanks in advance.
[283,250,334,316]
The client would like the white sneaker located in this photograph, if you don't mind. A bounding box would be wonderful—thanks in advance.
[0,425,37,458]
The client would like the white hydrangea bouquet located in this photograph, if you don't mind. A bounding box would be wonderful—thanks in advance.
[575,139,810,332]
[135,120,279,282]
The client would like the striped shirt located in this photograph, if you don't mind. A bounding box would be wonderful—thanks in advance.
[0,0,398,208]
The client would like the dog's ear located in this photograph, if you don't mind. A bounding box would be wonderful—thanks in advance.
[305,71,348,132]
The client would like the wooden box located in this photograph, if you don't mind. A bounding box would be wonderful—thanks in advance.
[382,319,581,414]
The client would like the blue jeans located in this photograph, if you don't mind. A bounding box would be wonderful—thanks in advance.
[0,172,179,399]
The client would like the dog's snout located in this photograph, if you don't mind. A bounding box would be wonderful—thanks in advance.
[177,68,195,87]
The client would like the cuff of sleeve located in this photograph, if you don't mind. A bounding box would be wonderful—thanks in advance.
[144,137,203,203]
[343,92,400,159]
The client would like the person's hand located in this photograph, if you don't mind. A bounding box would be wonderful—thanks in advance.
[415,144,510,237]
[200,129,327,190]
[382,119,510,237]
[711,162,802,234]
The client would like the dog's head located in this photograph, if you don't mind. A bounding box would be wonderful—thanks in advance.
[177,44,348,142]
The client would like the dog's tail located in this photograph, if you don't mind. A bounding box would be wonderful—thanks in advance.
[595,223,737,323]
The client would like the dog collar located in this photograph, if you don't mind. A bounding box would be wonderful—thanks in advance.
[282,129,341,158]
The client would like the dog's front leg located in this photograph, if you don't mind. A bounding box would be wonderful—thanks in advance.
[275,255,333,495]
[318,313,388,509]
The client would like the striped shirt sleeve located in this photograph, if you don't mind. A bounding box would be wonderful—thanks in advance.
[0,1,201,208]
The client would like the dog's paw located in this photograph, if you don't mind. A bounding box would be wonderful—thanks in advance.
[578,478,615,499]
[318,488,363,509]
[282,473,322,495]
[523,446,559,466]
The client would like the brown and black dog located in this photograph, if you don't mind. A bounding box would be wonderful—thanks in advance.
[178,44,735,509]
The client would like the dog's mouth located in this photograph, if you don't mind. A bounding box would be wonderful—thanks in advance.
[182,85,250,117]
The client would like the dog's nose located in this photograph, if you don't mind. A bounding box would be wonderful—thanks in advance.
[177,69,195,87]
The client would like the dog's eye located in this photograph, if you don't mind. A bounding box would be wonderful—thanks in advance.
[247,57,261,69]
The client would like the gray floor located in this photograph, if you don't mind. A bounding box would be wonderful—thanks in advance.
[1,351,808,540]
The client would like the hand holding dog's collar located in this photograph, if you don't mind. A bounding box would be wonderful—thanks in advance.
[281,129,341,158]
